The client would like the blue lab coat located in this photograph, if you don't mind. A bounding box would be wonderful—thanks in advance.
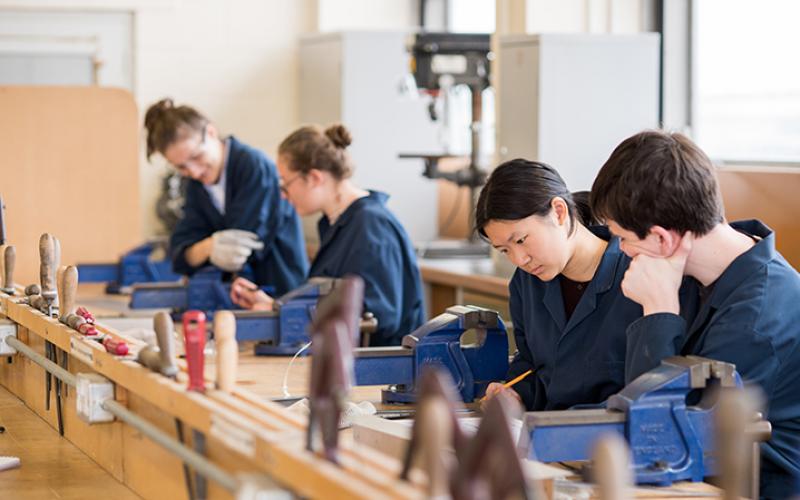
[170,136,308,296]
[507,227,646,411]
[625,220,800,499]
[309,191,425,346]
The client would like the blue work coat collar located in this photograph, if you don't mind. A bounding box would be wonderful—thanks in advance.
[318,190,388,247]
[706,219,778,309]
[541,225,622,333]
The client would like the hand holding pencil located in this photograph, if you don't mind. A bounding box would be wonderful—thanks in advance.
[480,369,533,410]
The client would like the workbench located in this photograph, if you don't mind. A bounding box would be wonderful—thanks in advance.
[420,257,512,319]
[0,284,726,499]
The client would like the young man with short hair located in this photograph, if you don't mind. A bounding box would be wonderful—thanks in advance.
[590,130,800,498]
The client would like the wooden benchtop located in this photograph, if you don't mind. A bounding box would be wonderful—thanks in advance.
[419,257,513,299]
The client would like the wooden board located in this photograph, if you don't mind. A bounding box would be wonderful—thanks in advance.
[0,86,142,285]
[717,166,800,269]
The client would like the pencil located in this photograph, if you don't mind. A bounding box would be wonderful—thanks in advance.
[480,369,534,402]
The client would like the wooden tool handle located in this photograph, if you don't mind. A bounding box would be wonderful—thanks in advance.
[136,346,162,372]
[153,311,178,378]
[214,311,237,393]
[38,234,57,300]
[3,245,14,293]
[0,244,6,289]
[182,310,206,393]
[593,434,632,500]
[58,266,78,321]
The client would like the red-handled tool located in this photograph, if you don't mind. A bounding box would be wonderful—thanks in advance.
[100,335,129,356]
[182,310,206,393]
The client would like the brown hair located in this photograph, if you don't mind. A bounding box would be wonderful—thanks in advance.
[143,98,209,160]
[277,123,354,180]
[590,130,724,239]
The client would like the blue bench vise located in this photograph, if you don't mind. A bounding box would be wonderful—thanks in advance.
[129,268,235,313]
[352,305,509,404]
[523,356,770,486]
[227,278,344,356]
[78,240,181,293]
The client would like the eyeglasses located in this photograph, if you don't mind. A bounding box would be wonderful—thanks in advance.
[173,126,207,173]
[279,174,303,195]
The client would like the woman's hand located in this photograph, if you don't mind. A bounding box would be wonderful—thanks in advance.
[480,382,523,411]
[230,277,274,311]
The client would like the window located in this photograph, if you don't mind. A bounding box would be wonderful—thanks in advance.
[693,0,800,162]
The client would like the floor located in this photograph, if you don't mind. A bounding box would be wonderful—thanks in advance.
[0,385,139,500]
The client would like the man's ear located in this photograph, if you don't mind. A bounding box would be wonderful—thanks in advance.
[551,197,569,226]
[649,225,684,257]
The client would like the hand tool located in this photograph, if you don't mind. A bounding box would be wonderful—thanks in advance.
[0,195,6,246]
[591,434,633,500]
[95,335,129,355]
[182,310,209,499]
[305,276,363,464]
[58,265,78,322]
[716,387,766,500]
[134,311,194,500]
[38,233,58,317]
[77,239,181,293]
[2,245,15,295]
[479,368,533,403]
[213,310,237,393]
[353,305,509,403]
[522,356,773,486]
[401,368,533,499]
[183,310,207,393]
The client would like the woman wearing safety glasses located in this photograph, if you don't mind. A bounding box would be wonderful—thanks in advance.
[143,98,308,295]
[229,123,425,347]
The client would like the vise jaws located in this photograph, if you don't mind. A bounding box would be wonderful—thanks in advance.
[523,356,770,486]
[77,240,181,294]
[353,305,509,404]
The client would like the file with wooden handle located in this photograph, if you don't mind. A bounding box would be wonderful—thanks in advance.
[2,245,15,294]
[154,311,178,378]
[214,310,237,393]
[58,265,78,321]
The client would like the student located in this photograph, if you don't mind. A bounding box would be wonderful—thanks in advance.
[590,130,800,499]
[229,123,425,347]
[144,98,308,296]
[477,159,654,411]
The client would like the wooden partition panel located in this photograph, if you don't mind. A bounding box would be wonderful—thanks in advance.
[0,86,141,284]
[717,166,800,269]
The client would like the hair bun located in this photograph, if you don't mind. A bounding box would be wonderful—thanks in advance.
[144,98,175,130]
[324,124,352,149]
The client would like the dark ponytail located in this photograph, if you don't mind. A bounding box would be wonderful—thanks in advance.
[570,190,599,226]
[475,159,593,237]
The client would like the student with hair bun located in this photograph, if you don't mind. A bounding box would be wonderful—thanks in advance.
[476,159,697,411]
[229,123,425,347]
[143,98,308,295]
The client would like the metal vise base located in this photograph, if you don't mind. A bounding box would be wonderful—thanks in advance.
[354,305,509,404]
[524,356,744,486]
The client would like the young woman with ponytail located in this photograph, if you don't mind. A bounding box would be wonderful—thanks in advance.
[229,123,425,347]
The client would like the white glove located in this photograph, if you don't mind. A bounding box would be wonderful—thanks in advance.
[209,229,264,272]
